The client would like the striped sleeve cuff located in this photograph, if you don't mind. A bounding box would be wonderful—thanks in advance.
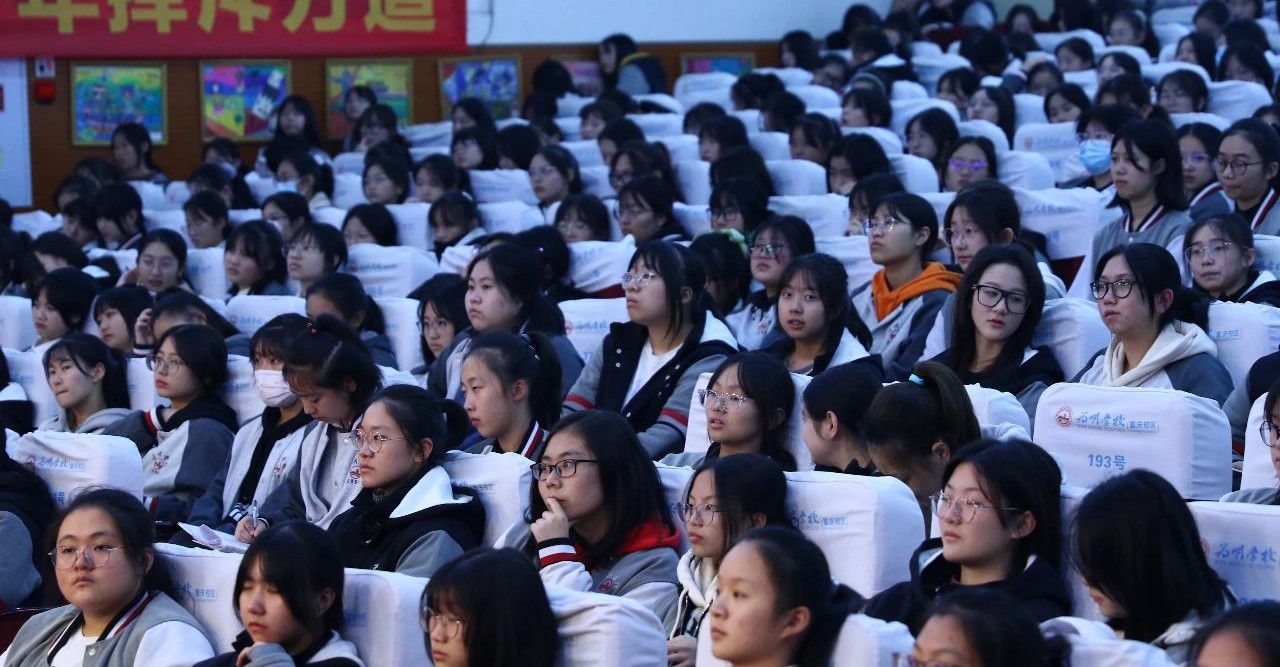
[537,538,579,568]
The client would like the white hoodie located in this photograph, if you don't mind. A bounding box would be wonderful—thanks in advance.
[1079,320,1216,389]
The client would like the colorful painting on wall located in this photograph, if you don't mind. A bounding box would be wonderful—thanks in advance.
[326,59,413,140]
[70,63,166,146]
[199,60,290,142]
[557,58,603,97]
[438,56,521,120]
[680,53,755,76]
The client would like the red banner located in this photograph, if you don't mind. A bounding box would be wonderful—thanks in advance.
[0,0,466,57]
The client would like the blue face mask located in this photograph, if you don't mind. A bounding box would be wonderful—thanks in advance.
[1079,139,1112,175]
[275,180,297,194]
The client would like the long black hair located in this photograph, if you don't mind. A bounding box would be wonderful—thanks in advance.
[1073,470,1232,643]
[704,353,797,471]
[1110,119,1189,213]
[368,383,469,467]
[42,333,130,410]
[1093,243,1210,329]
[306,272,387,335]
[283,314,383,425]
[466,243,566,336]
[949,244,1046,374]
[234,521,346,638]
[685,454,790,560]
[628,241,712,342]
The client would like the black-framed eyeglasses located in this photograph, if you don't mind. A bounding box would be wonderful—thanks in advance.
[1213,157,1263,176]
[1089,279,1141,300]
[1258,418,1280,448]
[679,503,729,525]
[893,656,963,667]
[530,459,599,481]
[971,284,1029,314]
[707,207,743,221]
[929,492,1019,523]
[146,354,185,374]
[748,242,788,258]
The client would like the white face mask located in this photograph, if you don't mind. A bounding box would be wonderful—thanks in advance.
[254,369,297,408]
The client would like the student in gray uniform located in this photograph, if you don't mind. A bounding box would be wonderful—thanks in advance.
[460,332,560,458]
[102,324,238,522]
[38,334,132,434]
[1177,123,1230,223]
[193,522,362,667]
[1076,243,1233,406]
[1,489,215,667]
[1085,119,1194,287]
[305,273,399,370]
[1222,377,1280,506]
[238,315,383,540]
[0,449,53,609]
[504,410,681,629]
[1218,118,1280,235]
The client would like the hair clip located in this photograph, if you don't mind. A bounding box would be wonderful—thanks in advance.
[908,373,926,386]
[307,322,318,335]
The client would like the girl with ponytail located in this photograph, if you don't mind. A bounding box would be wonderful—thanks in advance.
[237,314,383,541]
[305,272,397,369]
[707,526,864,667]
[461,331,562,458]
[327,384,483,577]
[860,361,981,515]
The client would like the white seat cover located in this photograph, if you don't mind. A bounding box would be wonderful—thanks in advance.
[580,165,617,200]
[816,235,878,293]
[384,203,430,253]
[12,210,59,238]
[331,151,364,176]
[634,93,684,115]
[675,160,712,206]
[769,194,850,239]
[187,247,229,300]
[654,135,700,163]
[1142,61,1210,87]
[477,201,543,235]
[1241,394,1278,490]
[87,247,138,274]
[754,67,813,87]
[130,181,175,211]
[1206,302,1280,386]
[673,203,710,238]
[957,120,1010,153]
[890,99,959,137]
[561,139,604,168]
[1032,298,1111,380]
[568,238,635,294]
[785,85,842,109]
[548,584,668,667]
[0,297,36,350]
[225,295,306,335]
[403,120,451,147]
[155,543,244,651]
[1014,121,1084,183]
[1059,485,1106,620]
[1190,501,1280,602]
[843,126,904,155]
[1062,69,1099,99]
[4,349,58,427]
[346,244,439,298]
[684,371,816,472]
[559,298,628,365]
[1035,29,1107,54]
[1014,187,1110,260]
[374,297,425,372]
[1033,383,1232,499]
[219,355,263,428]
[144,209,189,241]
[555,95,594,120]
[126,356,157,412]
[910,41,944,58]
[674,72,738,99]
[999,151,1055,190]
[1042,617,1178,666]
[408,145,449,161]
[965,384,1031,433]
[910,55,972,94]
[655,463,694,551]
[891,80,928,101]
[470,169,539,206]
[1255,235,1280,275]
[242,172,277,205]
[766,160,828,197]
[554,116,582,142]
[730,109,763,135]
[628,112,682,138]
[748,132,791,161]
[7,431,144,507]
[889,153,940,193]
[332,172,368,209]
[1207,81,1273,122]
[1170,112,1230,131]
[786,471,923,596]
[1095,45,1152,65]
[1014,93,1048,125]
[228,208,262,226]
[827,614,915,667]
[441,450,532,546]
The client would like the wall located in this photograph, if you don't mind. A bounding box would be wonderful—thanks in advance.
[25,41,779,210]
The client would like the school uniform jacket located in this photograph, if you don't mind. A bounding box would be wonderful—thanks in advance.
[257,417,364,530]
[359,331,399,370]
[563,313,738,459]
[1234,187,1280,236]
[932,346,1064,421]
[1188,182,1230,222]
[760,328,871,377]
[724,290,784,351]
[1074,319,1234,407]
[0,592,214,667]
[101,399,237,522]
[184,409,316,534]
[501,516,682,631]
[851,283,952,382]
[1195,269,1280,309]
[37,408,134,435]
[194,631,362,667]
[327,466,485,578]
[1089,207,1194,279]
[463,421,548,459]
[0,452,53,610]
[862,538,1071,635]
